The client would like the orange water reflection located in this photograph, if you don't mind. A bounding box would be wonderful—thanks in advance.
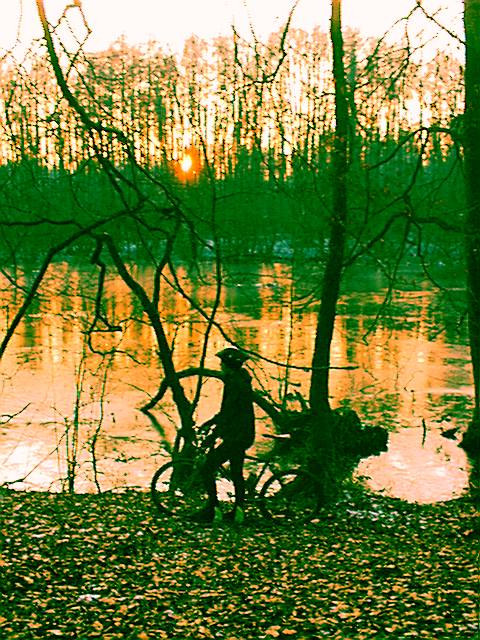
[0,262,472,500]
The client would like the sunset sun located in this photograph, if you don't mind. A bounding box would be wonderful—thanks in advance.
[180,153,193,174]
[175,147,201,181]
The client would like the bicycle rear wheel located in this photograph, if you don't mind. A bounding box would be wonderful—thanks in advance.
[150,459,209,518]
[258,469,320,524]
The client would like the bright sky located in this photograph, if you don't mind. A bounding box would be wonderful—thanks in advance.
[0,0,463,57]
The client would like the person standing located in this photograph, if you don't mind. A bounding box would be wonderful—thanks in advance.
[194,347,255,524]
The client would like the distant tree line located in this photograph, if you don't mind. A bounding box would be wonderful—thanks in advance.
[0,25,464,263]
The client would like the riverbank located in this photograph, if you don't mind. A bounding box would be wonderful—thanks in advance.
[0,486,478,639]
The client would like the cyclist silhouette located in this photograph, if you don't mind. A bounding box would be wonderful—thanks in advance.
[193,347,255,523]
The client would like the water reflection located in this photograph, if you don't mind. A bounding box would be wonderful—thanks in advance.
[357,427,469,503]
[0,262,472,501]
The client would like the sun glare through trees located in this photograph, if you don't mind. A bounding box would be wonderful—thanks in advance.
[180,153,193,174]
[174,147,201,182]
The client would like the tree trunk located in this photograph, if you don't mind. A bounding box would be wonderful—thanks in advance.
[461,0,480,475]
[464,0,480,422]
[309,0,349,417]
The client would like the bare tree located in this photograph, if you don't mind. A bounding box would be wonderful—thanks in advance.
[308,0,349,420]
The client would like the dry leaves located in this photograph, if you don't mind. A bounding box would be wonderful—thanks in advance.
[0,488,477,639]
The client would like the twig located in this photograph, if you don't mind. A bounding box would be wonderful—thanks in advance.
[421,418,427,447]
[1,404,31,425]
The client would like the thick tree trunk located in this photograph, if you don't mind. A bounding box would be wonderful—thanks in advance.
[309,0,349,417]
[461,0,480,477]
[464,0,480,422]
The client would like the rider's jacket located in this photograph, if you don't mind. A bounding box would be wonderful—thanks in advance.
[213,368,255,449]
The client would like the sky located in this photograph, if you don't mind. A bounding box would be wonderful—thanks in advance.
[0,0,464,57]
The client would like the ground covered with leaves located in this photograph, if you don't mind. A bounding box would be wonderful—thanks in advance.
[0,486,478,639]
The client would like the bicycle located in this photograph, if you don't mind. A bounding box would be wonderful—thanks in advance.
[150,426,320,524]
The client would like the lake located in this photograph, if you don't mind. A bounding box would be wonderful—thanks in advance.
[0,260,472,502]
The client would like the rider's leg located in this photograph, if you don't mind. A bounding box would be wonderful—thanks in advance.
[200,444,229,517]
[229,449,246,521]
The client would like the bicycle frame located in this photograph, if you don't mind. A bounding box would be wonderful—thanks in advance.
[151,429,320,523]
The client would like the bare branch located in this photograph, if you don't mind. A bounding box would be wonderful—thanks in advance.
[1,404,31,425]
[414,1,464,45]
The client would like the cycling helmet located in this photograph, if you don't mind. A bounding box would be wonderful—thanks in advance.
[216,347,249,369]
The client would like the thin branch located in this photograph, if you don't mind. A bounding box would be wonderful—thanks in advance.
[1,404,31,425]
[414,1,464,45]
[0,208,131,361]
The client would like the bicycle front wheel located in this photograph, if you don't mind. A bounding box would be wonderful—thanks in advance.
[258,469,320,525]
[150,459,208,519]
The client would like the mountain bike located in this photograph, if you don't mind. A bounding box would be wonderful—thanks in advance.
[150,427,320,524]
